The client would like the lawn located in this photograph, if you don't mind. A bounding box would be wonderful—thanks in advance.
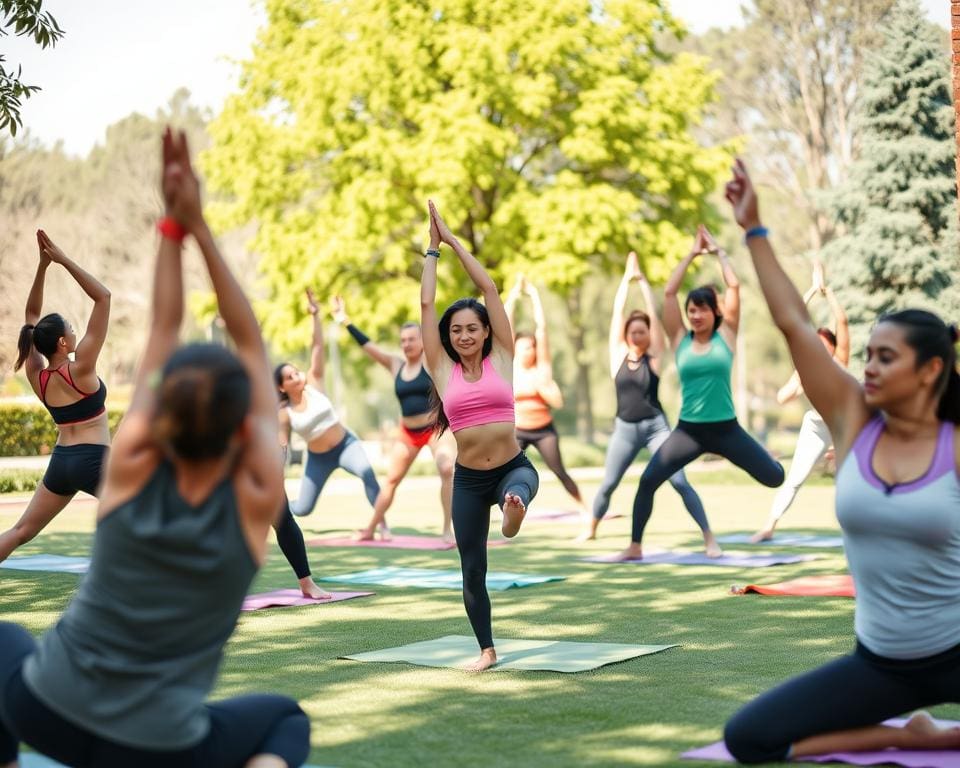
[2,468,955,768]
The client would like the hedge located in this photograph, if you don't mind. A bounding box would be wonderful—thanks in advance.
[0,403,125,457]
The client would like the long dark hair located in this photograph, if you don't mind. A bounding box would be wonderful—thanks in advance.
[878,309,959,423]
[685,286,723,333]
[15,313,66,371]
[151,343,252,460]
[430,298,493,435]
[273,362,292,405]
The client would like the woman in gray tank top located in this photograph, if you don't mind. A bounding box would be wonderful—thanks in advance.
[722,159,960,763]
[0,129,310,768]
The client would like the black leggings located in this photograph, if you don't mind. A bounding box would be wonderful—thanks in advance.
[724,640,960,764]
[632,419,783,543]
[275,495,311,580]
[0,623,310,767]
[516,423,581,502]
[453,452,539,649]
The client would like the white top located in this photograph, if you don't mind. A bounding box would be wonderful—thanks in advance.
[286,385,338,441]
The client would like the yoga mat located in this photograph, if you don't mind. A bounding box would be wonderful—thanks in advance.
[319,566,566,590]
[19,757,335,768]
[342,634,677,673]
[718,532,845,548]
[732,574,855,597]
[242,589,375,611]
[682,718,960,767]
[582,551,818,567]
[519,508,623,524]
[0,555,90,573]
[307,535,508,550]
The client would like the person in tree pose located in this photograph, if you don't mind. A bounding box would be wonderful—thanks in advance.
[421,200,539,672]
[0,128,310,768]
[4,230,112,563]
[723,158,960,763]
[331,296,455,541]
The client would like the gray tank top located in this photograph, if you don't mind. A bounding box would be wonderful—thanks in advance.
[24,461,258,750]
[836,416,960,659]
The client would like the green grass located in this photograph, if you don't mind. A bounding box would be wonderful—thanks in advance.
[2,474,955,767]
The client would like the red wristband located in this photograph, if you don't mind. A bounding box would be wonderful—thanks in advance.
[157,217,187,243]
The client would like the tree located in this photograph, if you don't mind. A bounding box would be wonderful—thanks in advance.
[0,0,63,136]
[952,0,960,212]
[204,0,730,441]
[820,0,959,359]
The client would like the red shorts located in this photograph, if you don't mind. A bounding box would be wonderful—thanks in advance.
[400,423,435,449]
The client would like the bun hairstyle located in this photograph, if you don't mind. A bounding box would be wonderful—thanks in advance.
[879,310,959,424]
[623,310,651,339]
[685,286,724,332]
[15,313,66,371]
[152,343,251,460]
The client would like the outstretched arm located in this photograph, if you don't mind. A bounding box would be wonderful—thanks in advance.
[527,282,551,367]
[305,288,326,389]
[20,239,51,377]
[663,236,701,349]
[332,296,400,374]
[609,264,631,378]
[825,287,850,367]
[503,277,522,335]
[420,210,444,377]
[702,226,740,336]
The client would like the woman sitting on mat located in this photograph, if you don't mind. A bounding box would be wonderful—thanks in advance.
[751,261,849,542]
[0,128,310,768]
[619,225,784,561]
[331,296,455,541]
[275,289,383,533]
[504,274,584,512]
[585,251,706,541]
[421,200,539,672]
[723,158,960,763]
[4,230,112,563]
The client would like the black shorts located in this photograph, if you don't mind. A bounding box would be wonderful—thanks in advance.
[515,422,556,450]
[42,444,108,497]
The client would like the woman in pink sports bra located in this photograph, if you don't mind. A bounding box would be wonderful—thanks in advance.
[5,231,111,563]
[420,200,539,673]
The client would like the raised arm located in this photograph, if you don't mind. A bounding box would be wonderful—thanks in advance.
[636,272,664,363]
[331,295,400,374]
[38,231,111,377]
[18,238,51,377]
[503,277,522,335]
[825,287,850,367]
[701,226,740,338]
[663,235,702,350]
[725,159,866,452]
[608,260,632,378]
[420,209,445,378]
[526,282,552,368]
[305,288,326,388]
[430,201,513,356]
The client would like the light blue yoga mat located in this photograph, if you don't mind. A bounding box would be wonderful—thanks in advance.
[320,566,566,590]
[20,755,334,768]
[0,555,90,573]
[717,533,844,548]
[343,634,677,672]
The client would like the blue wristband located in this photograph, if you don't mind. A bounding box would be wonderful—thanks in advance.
[424,248,440,258]
[745,226,769,241]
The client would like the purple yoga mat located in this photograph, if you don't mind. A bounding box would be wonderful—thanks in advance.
[308,535,508,550]
[241,589,374,611]
[682,718,960,767]
[582,551,818,567]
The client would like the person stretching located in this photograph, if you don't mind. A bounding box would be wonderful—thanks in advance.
[751,261,849,541]
[504,275,583,510]
[421,200,539,673]
[331,297,455,541]
[620,225,784,560]
[722,158,960,764]
[0,128,310,768]
[585,251,707,541]
[4,230,111,563]
[274,289,383,533]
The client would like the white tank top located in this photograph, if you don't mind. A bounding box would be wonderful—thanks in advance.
[286,385,339,441]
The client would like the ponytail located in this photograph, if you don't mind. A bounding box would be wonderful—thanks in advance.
[15,324,35,371]
[428,384,449,436]
[940,366,960,424]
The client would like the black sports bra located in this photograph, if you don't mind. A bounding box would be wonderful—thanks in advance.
[39,364,107,425]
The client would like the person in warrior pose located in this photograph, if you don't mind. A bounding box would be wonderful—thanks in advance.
[504,274,583,510]
[421,200,539,672]
[331,297,455,541]
[751,261,849,542]
[4,230,112,563]
[585,251,707,542]
[722,158,960,763]
[0,128,310,768]
[619,225,784,560]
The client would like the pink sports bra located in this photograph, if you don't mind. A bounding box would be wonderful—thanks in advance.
[443,357,515,433]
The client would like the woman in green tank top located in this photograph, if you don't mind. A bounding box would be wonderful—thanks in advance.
[617,226,784,561]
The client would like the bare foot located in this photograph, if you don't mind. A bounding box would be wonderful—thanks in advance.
[730,584,746,595]
[465,647,497,672]
[704,531,723,558]
[378,523,392,541]
[574,529,596,543]
[574,516,600,542]
[355,527,376,541]
[441,528,455,544]
[903,711,960,748]
[750,528,775,543]
[500,493,527,538]
[298,577,333,600]
[614,543,643,561]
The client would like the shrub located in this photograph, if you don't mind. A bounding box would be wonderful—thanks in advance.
[0,403,125,457]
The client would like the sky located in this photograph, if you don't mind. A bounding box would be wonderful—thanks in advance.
[3,0,952,156]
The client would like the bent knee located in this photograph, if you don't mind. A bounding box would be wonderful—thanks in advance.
[763,463,786,488]
[723,715,787,765]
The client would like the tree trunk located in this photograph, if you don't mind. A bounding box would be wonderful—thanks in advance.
[565,289,596,445]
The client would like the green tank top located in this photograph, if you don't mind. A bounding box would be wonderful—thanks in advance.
[676,332,736,422]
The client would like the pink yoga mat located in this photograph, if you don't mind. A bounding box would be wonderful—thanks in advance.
[241,589,374,611]
[682,718,960,767]
[732,574,855,597]
[307,535,508,550]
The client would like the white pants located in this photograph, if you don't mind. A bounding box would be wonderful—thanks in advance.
[769,410,833,521]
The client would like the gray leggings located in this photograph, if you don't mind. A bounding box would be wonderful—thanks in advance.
[592,415,706,524]
[290,432,380,517]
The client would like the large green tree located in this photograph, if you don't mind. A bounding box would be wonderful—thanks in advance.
[204,0,729,440]
[820,0,959,359]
